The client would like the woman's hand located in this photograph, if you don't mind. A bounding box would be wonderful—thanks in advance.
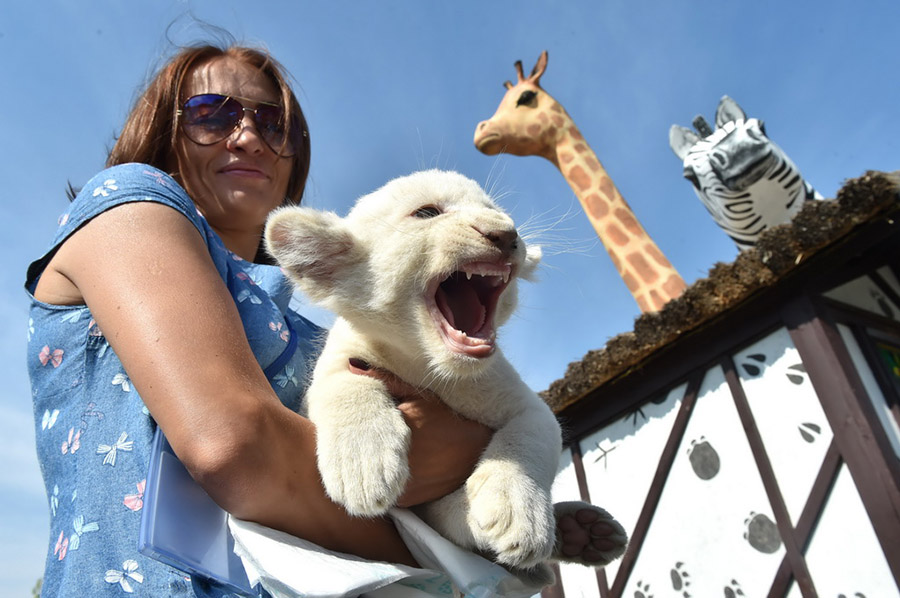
[348,358,493,507]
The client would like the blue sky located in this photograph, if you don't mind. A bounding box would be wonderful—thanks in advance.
[1,1,897,594]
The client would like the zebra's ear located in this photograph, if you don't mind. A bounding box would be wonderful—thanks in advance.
[669,125,700,161]
[715,95,746,127]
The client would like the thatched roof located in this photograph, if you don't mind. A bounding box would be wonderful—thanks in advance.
[541,170,900,413]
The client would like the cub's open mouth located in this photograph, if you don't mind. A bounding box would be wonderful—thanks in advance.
[427,261,512,358]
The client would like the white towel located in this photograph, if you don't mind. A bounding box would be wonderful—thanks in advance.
[228,508,542,598]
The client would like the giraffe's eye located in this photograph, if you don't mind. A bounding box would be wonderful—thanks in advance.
[413,205,442,219]
[516,90,538,107]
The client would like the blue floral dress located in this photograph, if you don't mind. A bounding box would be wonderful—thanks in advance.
[25,163,323,597]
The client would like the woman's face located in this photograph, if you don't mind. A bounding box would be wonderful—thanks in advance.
[174,56,294,241]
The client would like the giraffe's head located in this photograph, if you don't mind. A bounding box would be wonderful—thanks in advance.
[474,50,569,162]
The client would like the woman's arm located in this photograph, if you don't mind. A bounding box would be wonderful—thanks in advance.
[36,200,418,563]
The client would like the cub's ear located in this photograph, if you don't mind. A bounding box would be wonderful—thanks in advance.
[264,206,361,298]
[519,244,542,282]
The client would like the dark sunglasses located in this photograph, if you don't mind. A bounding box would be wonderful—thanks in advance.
[177,93,295,156]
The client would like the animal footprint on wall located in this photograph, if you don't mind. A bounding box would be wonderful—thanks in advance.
[739,353,808,386]
[743,512,782,554]
[784,363,806,385]
[723,579,745,597]
[592,441,617,470]
[798,422,821,443]
[624,394,671,426]
[670,561,691,597]
[633,580,653,598]
[739,353,767,376]
[687,436,720,480]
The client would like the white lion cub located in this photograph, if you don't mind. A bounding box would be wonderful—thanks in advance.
[264,170,625,581]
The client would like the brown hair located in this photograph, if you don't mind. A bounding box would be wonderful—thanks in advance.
[107,44,311,206]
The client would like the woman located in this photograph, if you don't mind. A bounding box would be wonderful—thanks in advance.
[27,42,618,597]
[26,43,494,596]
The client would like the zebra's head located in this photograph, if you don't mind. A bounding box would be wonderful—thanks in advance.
[669,96,819,249]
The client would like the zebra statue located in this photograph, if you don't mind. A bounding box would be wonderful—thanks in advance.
[669,95,822,249]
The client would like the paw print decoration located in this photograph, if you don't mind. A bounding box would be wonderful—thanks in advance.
[670,561,691,596]
[724,579,745,598]
[743,511,781,554]
[687,436,720,480]
[633,579,653,598]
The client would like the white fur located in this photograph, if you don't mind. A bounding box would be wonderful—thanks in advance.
[265,170,560,569]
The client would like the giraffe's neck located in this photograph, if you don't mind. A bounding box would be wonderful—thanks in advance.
[550,120,687,312]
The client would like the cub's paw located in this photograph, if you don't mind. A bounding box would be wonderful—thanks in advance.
[553,501,628,567]
[467,467,555,568]
[316,408,410,517]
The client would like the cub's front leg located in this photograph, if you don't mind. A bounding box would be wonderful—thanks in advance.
[421,398,561,569]
[306,360,410,517]
[465,408,559,568]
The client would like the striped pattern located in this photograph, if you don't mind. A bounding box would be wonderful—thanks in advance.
[670,97,821,249]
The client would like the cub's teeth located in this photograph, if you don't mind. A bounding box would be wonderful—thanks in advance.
[466,272,473,280]
[502,271,510,283]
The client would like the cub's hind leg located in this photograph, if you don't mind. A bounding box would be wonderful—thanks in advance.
[416,459,556,570]
[414,488,556,588]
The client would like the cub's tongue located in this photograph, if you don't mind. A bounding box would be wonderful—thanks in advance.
[435,274,487,336]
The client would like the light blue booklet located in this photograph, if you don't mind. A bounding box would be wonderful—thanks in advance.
[139,428,256,596]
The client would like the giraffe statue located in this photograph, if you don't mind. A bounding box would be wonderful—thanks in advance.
[474,50,686,313]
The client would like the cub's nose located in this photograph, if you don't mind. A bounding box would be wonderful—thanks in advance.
[476,226,519,254]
